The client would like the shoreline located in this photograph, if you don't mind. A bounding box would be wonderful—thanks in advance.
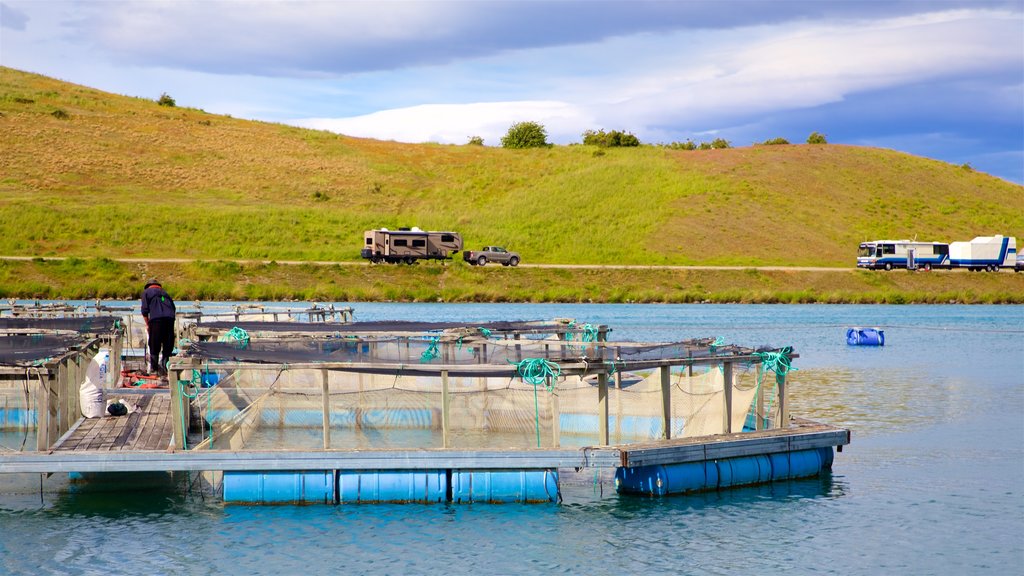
[1,258,1021,304]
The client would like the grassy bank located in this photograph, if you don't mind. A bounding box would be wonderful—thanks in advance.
[2,67,1022,270]
[1,258,1021,304]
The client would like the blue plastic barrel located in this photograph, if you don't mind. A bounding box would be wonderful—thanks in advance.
[223,470,335,504]
[846,327,884,346]
[615,449,832,496]
[337,470,445,503]
[450,469,559,503]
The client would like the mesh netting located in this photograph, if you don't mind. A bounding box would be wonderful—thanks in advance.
[0,334,84,366]
[0,316,121,334]
[184,337,751,375]
[182,360,778,452]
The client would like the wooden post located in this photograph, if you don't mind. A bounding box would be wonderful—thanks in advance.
[169,368,185,450]
[722,362,733,434]
[515,333,522,362]
[598,371,609,446]
[549,377,560,448]
[615,347,623,389]
[441,370,450,448]
[660,365,672,440]
[321,369,331,450]
[687,350,694,377]
[50,358,65,447]
[777,371,787,429]
[755,364,765,431]
[36,367,53,451]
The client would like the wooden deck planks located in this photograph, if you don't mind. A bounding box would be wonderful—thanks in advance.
[53,391,172,453]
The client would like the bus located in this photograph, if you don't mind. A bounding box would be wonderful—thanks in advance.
[856,240,949,270]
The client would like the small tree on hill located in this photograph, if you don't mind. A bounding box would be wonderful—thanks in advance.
[710,138,731,149]
[806,131,827,144]
[157,92,176,107]
[760,137,789,145]
[467,136,484,146]
[501,121,550,149]
[582,129,640,147]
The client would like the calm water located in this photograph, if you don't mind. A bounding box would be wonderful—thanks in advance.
[2,303,1022,575]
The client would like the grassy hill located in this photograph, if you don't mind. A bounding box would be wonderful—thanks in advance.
[1,66,1021,303]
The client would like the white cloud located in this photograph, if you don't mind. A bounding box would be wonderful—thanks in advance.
[296,101,594,145]
[291,9,1023,144]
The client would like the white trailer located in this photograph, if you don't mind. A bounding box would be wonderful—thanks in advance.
[948,235,1017,271]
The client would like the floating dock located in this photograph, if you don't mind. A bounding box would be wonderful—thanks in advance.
[0,307,851,504]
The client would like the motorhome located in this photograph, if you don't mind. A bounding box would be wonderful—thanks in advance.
[856,240,949,270]
[361,228,463,264]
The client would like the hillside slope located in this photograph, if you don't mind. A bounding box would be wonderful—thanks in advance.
[1,67,1021,267]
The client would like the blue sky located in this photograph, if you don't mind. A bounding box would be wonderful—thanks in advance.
[2,1,1022,183]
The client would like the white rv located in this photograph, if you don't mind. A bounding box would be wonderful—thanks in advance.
[948,235,1017,271]
[856,240,949,271]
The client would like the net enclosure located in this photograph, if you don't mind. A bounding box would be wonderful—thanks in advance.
[0,316,123,335]
[173,322,795,453]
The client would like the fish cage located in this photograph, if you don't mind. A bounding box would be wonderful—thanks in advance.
[0,330,117,452]
[170,323,791,453]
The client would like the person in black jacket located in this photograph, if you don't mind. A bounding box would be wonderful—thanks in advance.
[141,278,176,376]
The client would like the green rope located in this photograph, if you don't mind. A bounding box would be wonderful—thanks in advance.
[478,327,492,339]
[420,336,440,362]
[754,346,797,385]
[710,335,725,354]
[218,326,249,348]
[750,347,797,428]
[510,358,561,447]
[581,323,599,342]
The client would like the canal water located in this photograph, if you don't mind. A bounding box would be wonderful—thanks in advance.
[1,303,1022,575]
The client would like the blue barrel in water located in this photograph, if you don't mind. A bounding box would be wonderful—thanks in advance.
[846,327,884,346]
[338,470,446,504]
[450,469,559,503]
[223,470,335,504]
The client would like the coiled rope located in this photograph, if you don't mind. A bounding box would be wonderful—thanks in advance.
[420,336,440,362]
[510,358,561,447]
[218,326,249,348]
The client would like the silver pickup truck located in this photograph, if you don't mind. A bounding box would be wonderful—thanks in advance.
[463,246,520,267]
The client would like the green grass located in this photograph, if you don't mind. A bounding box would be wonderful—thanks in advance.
[0,258,1021,304]
[1,66,1023,302]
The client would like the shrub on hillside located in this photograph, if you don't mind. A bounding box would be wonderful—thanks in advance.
[467,136,484,146]
[157,93,176,107]
[759,137,789,145]
[662,140,698,150]
[582,129,640,147]
[710,138,731,149]
[807,131,827,144]
[51,109,70,120]
[501,121,550,149]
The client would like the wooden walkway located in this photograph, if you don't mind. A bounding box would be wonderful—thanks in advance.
[54,390,172,452]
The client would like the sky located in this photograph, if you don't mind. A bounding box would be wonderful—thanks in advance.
[2,1,1023,183]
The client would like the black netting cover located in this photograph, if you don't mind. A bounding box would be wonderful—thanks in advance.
[0,316,122,334]
[0,334,83,365]
[185,336,772,370]
[194,319,581,335]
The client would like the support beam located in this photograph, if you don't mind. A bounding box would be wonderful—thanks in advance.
[722,362,733,435]
[549,377,560,448]
[441,370,450,448]
[170,369,185,450]
[598,372,609,446]
[660,365,671,440]
[777,371,788,429]
[755,364,765,431]
[321,369,331,450]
